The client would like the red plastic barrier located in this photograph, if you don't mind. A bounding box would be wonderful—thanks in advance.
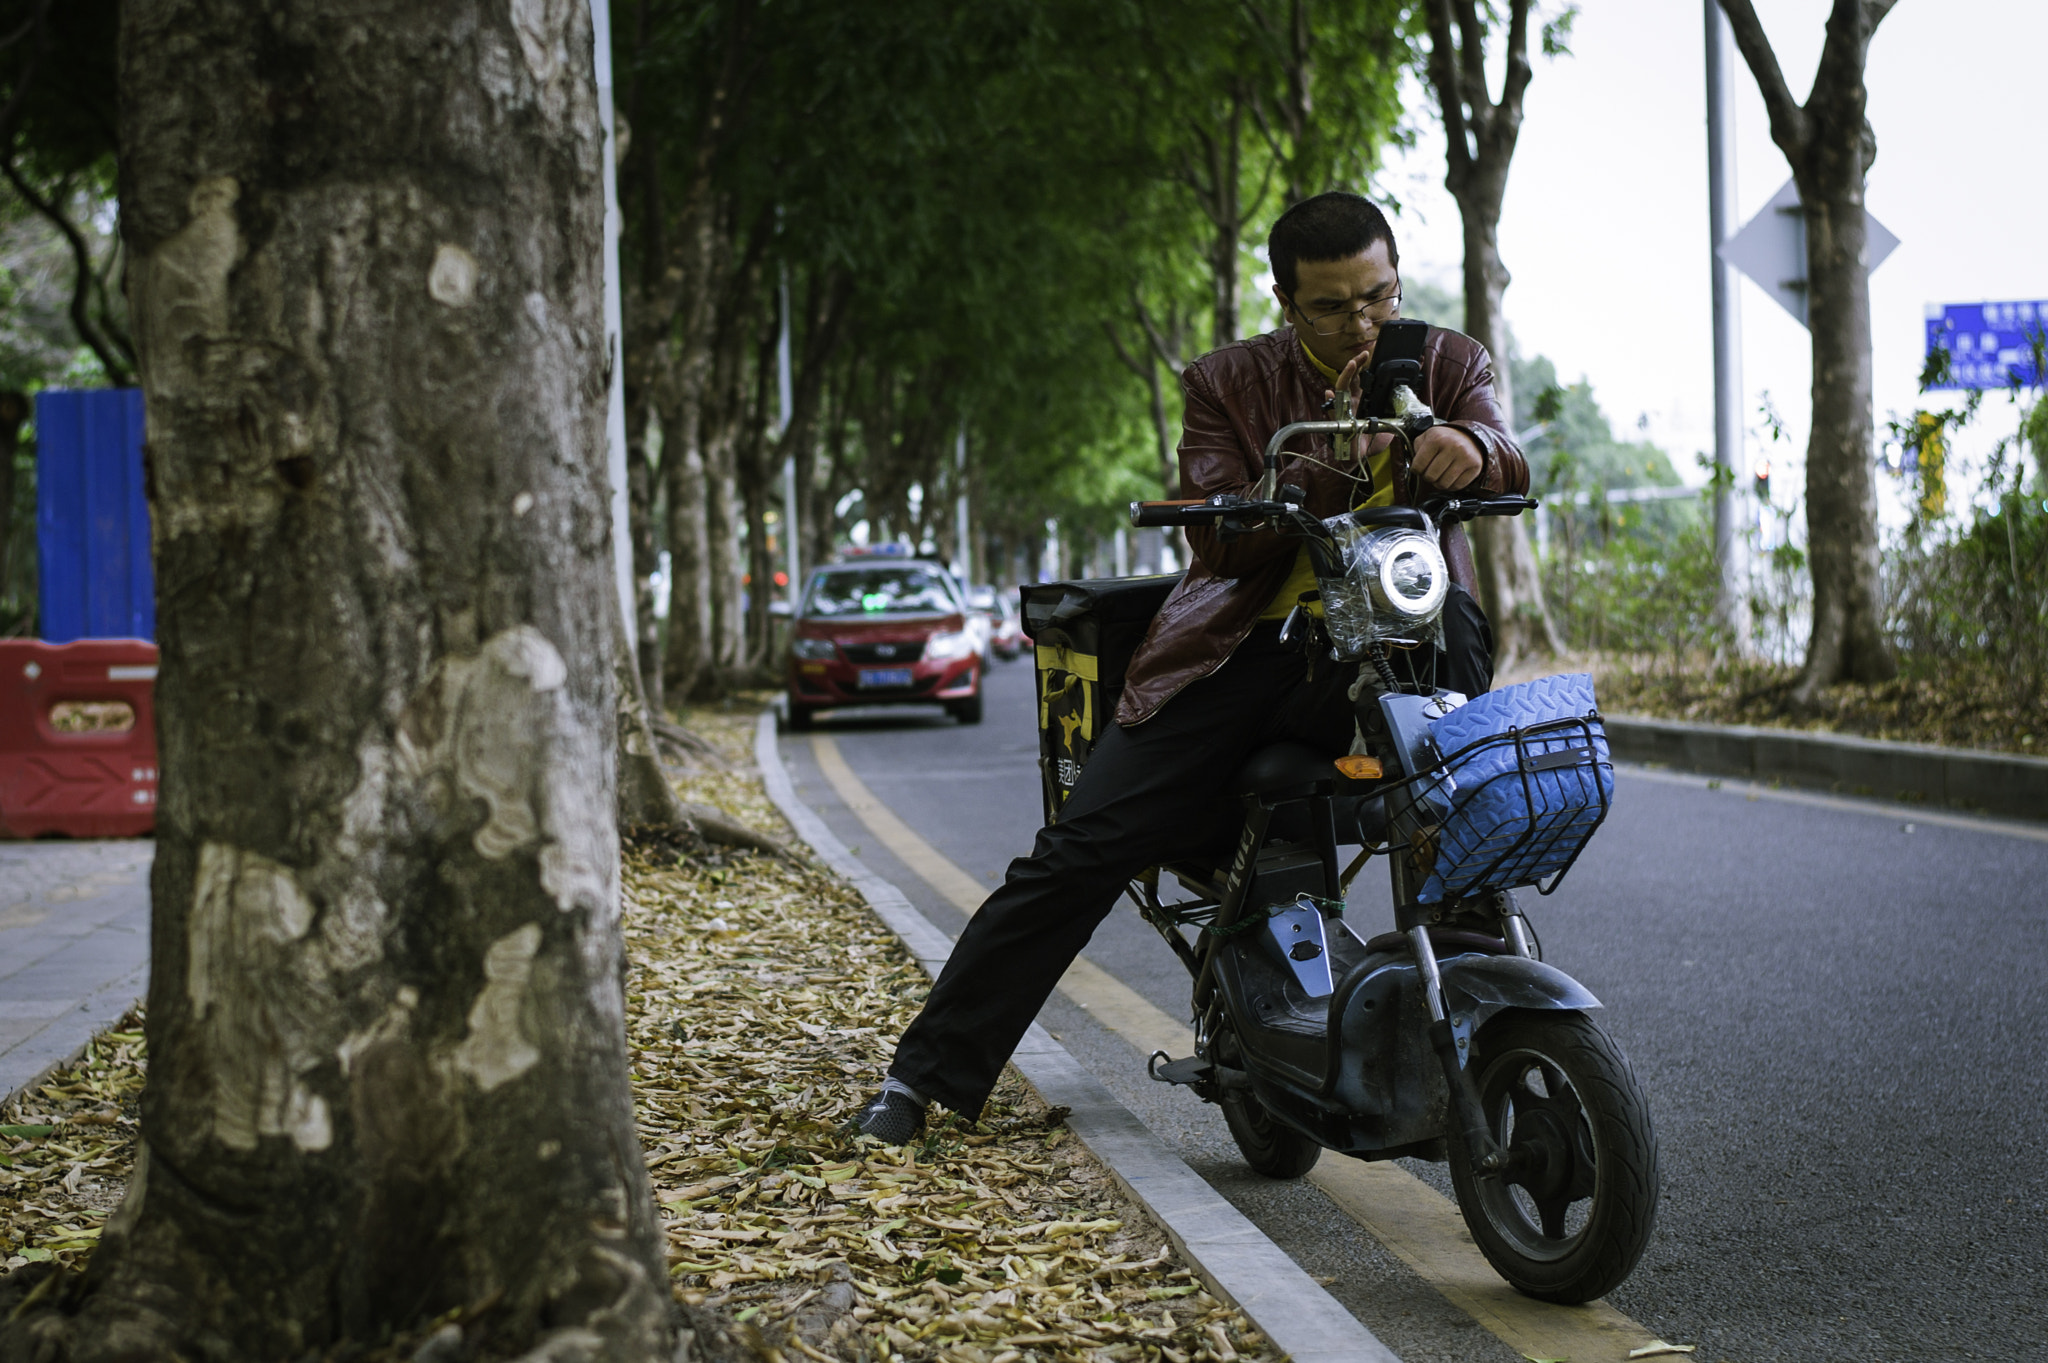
[0,639,158,839]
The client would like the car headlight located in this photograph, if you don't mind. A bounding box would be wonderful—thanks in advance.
[924,629,976,662]
[792,638,837,661]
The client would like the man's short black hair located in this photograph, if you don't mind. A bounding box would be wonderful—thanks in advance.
[1268,192,1399,298]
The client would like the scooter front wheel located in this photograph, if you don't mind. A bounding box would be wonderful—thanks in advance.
[1447,1009,1658,1304]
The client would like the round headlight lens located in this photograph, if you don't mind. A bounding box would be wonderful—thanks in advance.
[1370,532,1448,619]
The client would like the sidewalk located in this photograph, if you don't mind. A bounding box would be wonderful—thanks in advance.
[0,840,153,1104]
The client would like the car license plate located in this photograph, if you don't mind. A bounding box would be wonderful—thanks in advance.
[858,667,914,688]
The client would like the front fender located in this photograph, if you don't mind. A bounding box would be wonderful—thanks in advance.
[1439,953,1601,1042]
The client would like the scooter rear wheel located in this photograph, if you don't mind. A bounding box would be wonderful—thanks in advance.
[1221,1085,1321,1179]
[1447,1009,1658,1304]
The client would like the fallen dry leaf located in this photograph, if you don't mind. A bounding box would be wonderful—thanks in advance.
[627,702,1282,1360]
[2,700,1283,1362]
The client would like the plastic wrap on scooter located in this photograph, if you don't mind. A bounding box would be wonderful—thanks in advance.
[1417,672,1613,902]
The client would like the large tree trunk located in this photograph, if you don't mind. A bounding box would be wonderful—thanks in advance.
[662,406,711,703]
[702,422,744,691]
[1459,211,1564,671]
[625,397,665,713]
[1795,157,1891,696]
[18,4,669,1359]
[660,200,720,705]
[1425,0,1564,675]
[1718,0,1899,704]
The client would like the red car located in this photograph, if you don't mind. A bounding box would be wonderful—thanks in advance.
[785,561,983,729]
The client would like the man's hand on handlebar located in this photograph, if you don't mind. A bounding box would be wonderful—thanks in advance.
[1411,424,1483,491]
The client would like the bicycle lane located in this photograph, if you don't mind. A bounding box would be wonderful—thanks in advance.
[770,660,1678,1363]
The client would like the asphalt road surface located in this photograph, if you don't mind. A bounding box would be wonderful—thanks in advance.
[778,654,2048,1363]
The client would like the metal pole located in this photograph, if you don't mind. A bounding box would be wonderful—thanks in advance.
[954,422,971,583]
[1706,0,1750,648]
[589,0,635,653]
[778,266,799,599]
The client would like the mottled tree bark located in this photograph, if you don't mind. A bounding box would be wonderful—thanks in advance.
[701,409,744,690]
[3,3,669,1359]
[1423,0,1565,674]
[662,416,711,703]
[625,402,664,712]
[1720,0,1899,703]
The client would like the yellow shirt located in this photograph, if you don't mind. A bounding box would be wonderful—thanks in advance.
[1260,340,1398,619]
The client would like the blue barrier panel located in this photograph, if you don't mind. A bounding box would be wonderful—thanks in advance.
[35,388,153,643]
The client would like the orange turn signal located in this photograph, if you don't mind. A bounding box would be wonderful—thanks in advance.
[1333,755,1382,780]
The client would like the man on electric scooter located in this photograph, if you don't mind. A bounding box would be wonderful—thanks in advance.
[856,191,1530,1142]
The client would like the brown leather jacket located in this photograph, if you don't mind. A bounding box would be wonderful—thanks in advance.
[1115,325,1528,726]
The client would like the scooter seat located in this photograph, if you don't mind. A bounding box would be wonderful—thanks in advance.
[1234,741,1342,797]
[1232,742,1389,847]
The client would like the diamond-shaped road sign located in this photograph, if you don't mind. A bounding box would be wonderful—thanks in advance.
[1717,178,1898,329]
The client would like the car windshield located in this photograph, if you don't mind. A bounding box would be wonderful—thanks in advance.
[804,566,957,617]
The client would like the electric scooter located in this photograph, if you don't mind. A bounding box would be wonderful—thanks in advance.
[1120,373,1657,1305]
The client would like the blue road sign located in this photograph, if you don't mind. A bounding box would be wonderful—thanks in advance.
[1923,301,2047,390]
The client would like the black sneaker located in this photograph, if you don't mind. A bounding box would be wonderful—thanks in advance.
[853,1088,927,1144]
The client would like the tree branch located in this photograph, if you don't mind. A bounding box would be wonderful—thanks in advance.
[1453,0,1491,112]
[2,158,133,384]
[0,0,54,155]
[1499,0,1535,115]
[1717,0,1810,157]
[1103,319,1149,382]
[1423,0,1473,183]
[1245,87,1288,167]
[1132,293,1188,376]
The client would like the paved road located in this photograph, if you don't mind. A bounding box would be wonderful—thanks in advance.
[0,841,153,1104]
[778,657,2048,1363]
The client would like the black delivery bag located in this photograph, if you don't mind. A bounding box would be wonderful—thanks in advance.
[1022,573,1182,824]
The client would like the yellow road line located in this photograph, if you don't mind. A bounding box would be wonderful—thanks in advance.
[1306,1159,1661,1362]
[809,735,1189,1057]
[809,731,1675,1363]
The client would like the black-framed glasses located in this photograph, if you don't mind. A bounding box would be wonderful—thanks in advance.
[1293,288,1402,336]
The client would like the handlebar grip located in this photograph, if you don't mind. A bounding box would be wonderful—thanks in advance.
[1129,499,1208,527]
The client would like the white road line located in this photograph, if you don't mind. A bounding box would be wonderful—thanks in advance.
[1618,763,2048,843]
[806,731,1678,1363]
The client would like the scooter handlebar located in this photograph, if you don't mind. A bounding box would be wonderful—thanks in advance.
[1129,499,1217,527]
[1423,492,1539,524]
[1135,491,1536,531]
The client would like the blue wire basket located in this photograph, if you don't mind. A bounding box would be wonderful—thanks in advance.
[1410,674,1614,903]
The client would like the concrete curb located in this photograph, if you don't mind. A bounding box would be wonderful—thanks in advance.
[1,964,148,1110]
[1606,714,2048,821]
[753,712,1400,1363]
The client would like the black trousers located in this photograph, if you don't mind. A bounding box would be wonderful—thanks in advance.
[889,585,1494,1116]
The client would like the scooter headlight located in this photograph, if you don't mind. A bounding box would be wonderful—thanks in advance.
[1368,532,1448,620]
[1316,515,1453,657]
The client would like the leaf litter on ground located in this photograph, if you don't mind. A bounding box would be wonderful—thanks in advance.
[0,1017,144,1275]
[3,700,1277,1362]
[631,701,1277,1361]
